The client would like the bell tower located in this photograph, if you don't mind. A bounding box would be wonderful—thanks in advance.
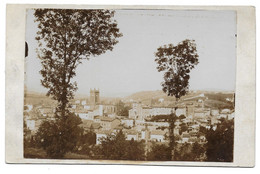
[90,88,100,105]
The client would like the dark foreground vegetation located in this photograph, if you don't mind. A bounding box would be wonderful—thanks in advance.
[24,118,234,162]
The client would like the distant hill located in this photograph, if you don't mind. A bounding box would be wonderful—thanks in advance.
[24,90,57,106]
[123,90,235,109]
[24,89,235,110]
[124,90,173,101]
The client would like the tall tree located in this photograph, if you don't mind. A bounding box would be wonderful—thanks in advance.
[34,9,122,158]
[154,39,199,159]
[35,9,122,117]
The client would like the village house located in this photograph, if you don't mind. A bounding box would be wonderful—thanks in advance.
[150,130,166,142]
[75,109,90,120]
[129,103,173,121]
[107,113,117,118]
[79,120,101,133]
[128,103,143,120]
[94,116,120,130]
[141,128,150,142]
[125,129,139,141]
[121,118,134,128]
[193,107,210,119]
[113,124,127,132]
[210,115,220,125]
[150,121,169,127]
[135,124,146,132]
[150,107,172,117]
[176,106,186,117]
[103,104,117,115]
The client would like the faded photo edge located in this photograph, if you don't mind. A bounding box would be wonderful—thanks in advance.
[5,4,255,167]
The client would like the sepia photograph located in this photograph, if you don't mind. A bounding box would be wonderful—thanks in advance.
[23,8,236,162]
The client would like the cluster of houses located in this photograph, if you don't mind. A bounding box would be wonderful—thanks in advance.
[24,89,235,147]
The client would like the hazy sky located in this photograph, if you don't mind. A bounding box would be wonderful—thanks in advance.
[25,9,236,97]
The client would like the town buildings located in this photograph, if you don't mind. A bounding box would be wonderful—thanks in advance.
[24,90,235,147]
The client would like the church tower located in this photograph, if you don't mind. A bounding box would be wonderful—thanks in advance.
[90,88,100,105]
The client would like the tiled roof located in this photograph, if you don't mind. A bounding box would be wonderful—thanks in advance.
[96,130,112,135]
[75,109,88,113]
[94,116,117,122]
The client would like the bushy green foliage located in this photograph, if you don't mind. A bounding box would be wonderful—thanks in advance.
[81,130,96,146]
[155,39,199,99]
[147,143,172,161]
[33,9,122,158]
[155,40,199,159]
[174,142,206,161]
[205,119,234,162]
[75,130,96,156]
[97,130,145,160]
[34,9,122,116]
[35,114,83,158]
[147,142,205,161]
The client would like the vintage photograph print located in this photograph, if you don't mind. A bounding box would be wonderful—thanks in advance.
[24,9,236,162]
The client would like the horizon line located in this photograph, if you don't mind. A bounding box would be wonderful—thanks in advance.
[25,88,235,98]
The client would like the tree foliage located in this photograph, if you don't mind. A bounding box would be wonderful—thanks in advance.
[154,39,199,159]
[97,130,145,160]
[34,9,122,116]
[74,130,96,156]
[204,119,234,162]
[35,114,83,158]
[80,130,96,146]
[174,142,206,161]
[147,143,172,161]
[34,9,122,158]
[155,39,199,99]
[148,142,206,161]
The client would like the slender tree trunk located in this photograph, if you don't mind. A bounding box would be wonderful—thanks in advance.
[170,98,178,160]
[61,23,68,118]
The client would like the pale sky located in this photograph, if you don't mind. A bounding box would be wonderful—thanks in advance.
[25,9,236,97]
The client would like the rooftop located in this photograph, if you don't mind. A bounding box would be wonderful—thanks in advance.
[150,130,166,135]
